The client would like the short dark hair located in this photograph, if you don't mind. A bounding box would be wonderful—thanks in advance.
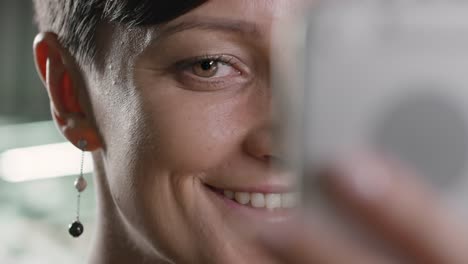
[33,0,206,63]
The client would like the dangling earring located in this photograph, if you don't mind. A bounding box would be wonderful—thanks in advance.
[69,139,88,238]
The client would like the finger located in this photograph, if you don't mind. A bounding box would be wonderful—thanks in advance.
[325,152,468,264]
[259,217,396,264]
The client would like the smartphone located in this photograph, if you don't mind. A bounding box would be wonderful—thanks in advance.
[273,0,468,222]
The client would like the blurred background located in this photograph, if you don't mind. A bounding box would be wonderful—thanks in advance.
[0,1,95,263]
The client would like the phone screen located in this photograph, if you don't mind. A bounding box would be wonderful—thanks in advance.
[272,0,468,220]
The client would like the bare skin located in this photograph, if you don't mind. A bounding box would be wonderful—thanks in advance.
[33,0,468,263]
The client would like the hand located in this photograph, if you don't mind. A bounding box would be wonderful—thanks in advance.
[260,153,468,264]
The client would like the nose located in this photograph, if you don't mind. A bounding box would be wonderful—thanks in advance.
[243,125,277,163]
[242,64,284,165]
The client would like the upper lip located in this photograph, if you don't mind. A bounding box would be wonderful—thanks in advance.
[201,165,297,193]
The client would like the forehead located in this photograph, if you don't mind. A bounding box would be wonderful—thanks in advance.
[148,0,312,47]
[178,0,310,25]
[96,0,311,72]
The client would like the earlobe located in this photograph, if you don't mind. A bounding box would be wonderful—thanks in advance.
[33,32,102,151]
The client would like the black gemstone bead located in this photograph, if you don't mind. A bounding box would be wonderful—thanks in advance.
[69,221,84,237]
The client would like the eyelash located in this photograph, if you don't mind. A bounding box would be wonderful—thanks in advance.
[171,54,251,91]
[175,54,241,76]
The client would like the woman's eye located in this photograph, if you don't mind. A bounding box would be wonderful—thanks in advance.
[193,60,218,78]
[190,59,240,79]
[173,55,250,91]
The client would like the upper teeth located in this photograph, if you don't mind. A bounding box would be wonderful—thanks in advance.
[223,190,298,209]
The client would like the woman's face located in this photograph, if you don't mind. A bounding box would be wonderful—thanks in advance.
[88,0,305,262]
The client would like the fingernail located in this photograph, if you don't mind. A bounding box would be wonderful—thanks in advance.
[333,153,392,202]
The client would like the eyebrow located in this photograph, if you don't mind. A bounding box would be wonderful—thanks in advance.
[156,17,261,39]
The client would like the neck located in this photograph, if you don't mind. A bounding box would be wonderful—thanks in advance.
[88,153,169,264]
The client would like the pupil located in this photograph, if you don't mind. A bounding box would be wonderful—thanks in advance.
[201,60,215,71]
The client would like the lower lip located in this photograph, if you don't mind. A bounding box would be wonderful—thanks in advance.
[203,184,297,223]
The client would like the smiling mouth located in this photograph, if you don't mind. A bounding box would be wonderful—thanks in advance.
[205,185,299,210]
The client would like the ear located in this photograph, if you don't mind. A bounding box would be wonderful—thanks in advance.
[33,32,102,151]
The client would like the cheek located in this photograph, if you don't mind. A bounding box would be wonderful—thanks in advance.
[145,89,249,171]
[87,67,153,200]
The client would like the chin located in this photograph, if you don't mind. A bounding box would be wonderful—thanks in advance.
[162,176,297,264]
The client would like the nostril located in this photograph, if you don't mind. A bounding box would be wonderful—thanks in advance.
[243,127,274,163]
[262,155,271,162]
